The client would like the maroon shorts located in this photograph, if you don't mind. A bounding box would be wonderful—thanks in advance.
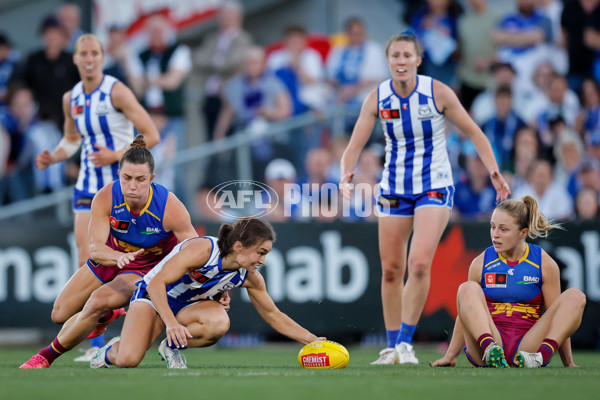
[86,259,154,284]
[464,323,530,367]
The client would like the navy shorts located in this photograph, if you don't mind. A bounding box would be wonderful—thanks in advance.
[72,188,95,212]
[377,185,455,217]
[130,280,203,316]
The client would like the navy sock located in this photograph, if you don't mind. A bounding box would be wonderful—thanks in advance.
[386,329,400,348]
[90,335,105,348]
[398,323,416,345]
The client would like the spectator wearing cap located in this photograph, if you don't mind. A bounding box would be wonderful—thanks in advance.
[0,32,18,117]
[20,15,79,127]
[263,158,297,222]
[58,3,84,52]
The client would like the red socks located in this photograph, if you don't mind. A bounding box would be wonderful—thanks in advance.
[38,338,69,365]
[538,338,558,364]
[478,333,495,351]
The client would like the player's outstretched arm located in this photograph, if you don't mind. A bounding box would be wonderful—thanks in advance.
[244,272,321,344]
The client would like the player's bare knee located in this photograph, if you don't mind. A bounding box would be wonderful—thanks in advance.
[50,307,69,324]
[209,314,230,340]
[407,258,430,280]
[381,262,403,282]
[564,288,586,310]
[115,352,141,368]
[457,281,481,301]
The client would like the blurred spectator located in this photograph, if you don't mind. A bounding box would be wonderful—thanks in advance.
[0,123,8,179]
[452,150,497,221]
[129,14,191,144]
[575,77,600,138]
[553,124,584,186]
[583,1,600,85]
[0,86,36,203]
[194,1,252,140]
[534,72,580,151]
[58,3,83,52]
[512,159,573,220]
[562,0,598,92]
[148,107,176,191]
[103,24,132,86]
[480,84,526,170]
[493,0,553,95]
[456,0,499,110]
[536,0,568,74]
[326,17,387,110]
[0,33,18,116]
[410,0,462,87]
[575,186,600,220]
[212,46,291,182]
[266,24,326,114]
[263,158,297,222]
[507,126,542,194]
[521,61,556,123]
[295,147,335,221]
[326,135,350,183]
[129,13,192,201]
[470,61,529,125]
[21,15,79,127]
[587,126,600,161]
[572,157,600,198]
[347,148,381,222]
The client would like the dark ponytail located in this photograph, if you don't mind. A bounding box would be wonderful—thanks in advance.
[217,218,276,257]
[119,134,154,173]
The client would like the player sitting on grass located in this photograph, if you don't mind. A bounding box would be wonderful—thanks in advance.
[431,196,585,368]
[90,217,324,369]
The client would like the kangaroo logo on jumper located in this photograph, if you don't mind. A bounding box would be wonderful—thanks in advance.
[141,227,161,235]
[517,276,540,284]
[96,100,109,115]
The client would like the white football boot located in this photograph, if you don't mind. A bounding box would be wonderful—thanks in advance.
[370,347,398,365]
[90,337,120,368]
[158,339,187,369]
[396,342,419,364]
[74,346,100,362]
[515,351,543,368]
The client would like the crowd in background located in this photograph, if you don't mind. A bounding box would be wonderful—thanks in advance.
[1,0,600,224]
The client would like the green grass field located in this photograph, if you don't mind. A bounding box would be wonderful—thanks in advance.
[1,345,599,400]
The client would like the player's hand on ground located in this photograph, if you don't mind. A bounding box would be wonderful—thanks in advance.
[35,150,53,170]
[166,323,192,349]
[429,356,456,367]
[89,144,118,167]
[490,170,511,202]
[563,360,578,367]
[117,248,144,269]
[339,172,354,200]
[215,291,231,311]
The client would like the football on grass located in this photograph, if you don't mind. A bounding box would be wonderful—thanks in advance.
[298,340,349,369]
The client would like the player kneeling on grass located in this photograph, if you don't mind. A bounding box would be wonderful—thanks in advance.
[431,196,585,368]
[90,217,324,369]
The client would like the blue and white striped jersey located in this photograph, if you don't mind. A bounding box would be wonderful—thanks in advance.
[70,75,134,195]
[377,75,453,195]
[143,236,248,303]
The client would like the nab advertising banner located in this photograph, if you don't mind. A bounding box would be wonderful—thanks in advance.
[0,220,599,347]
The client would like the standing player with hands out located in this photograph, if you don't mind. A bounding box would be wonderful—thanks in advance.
[20,136,197,369]
[89,218,324,369]
[339,31,510,365]
[34,34,160,358]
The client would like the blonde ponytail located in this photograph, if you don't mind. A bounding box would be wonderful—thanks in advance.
[496,195,563,239]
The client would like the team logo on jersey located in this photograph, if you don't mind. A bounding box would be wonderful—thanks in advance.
[189,270,209,283]
[427,191,445,204]
[418,105,433,119]
[485,273,507,288]
[109,216,130,233]
[96,100,109,115]
[380,109,400,119]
